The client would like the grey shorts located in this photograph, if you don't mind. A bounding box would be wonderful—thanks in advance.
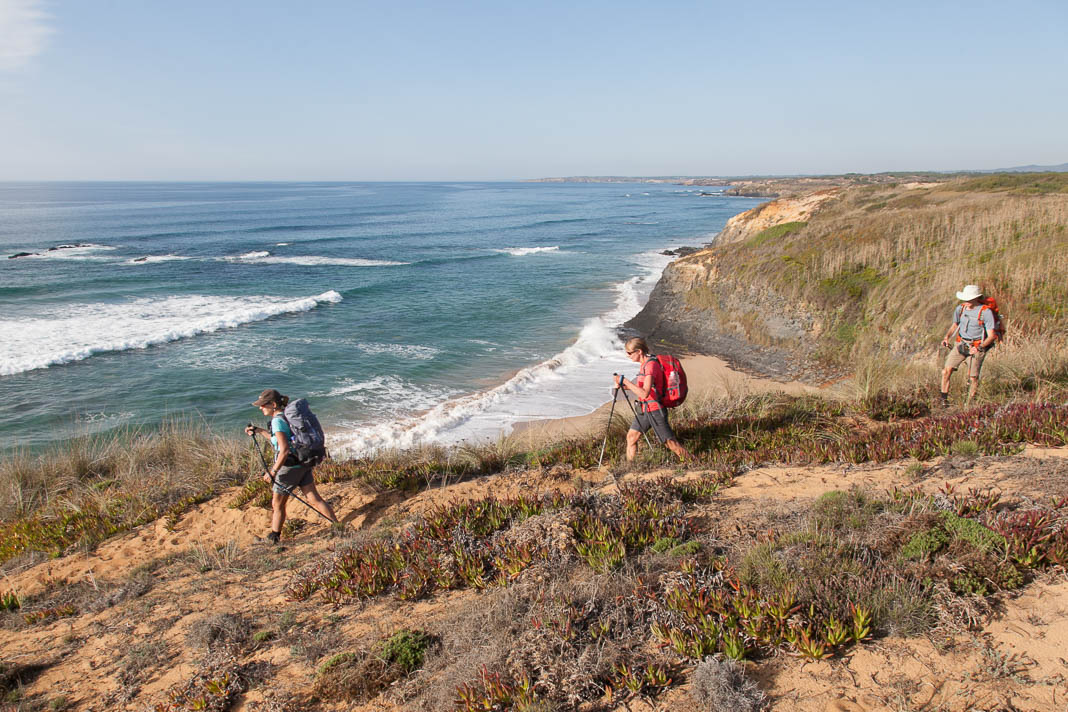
[630,407,677,444]
[273,464,314,494]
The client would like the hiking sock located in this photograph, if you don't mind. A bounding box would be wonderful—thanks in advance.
[939,392,949,406]
[266,531,280,545]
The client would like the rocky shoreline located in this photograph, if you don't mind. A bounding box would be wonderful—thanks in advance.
[624,274,832,383]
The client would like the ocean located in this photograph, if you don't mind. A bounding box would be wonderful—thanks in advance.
[0,182,760,455]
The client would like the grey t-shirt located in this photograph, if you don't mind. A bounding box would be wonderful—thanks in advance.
[954,304,995,341]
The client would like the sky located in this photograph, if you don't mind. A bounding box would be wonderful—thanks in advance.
[0,0,1066,181]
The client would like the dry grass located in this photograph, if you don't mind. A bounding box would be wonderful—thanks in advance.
[0,418,253,566]
[1,417,250,520]
[690,655,767,712]
[699,180,1068,370]
[843,338,1068,405]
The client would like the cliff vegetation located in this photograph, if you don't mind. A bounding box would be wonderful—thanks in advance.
[631,173,1068,388]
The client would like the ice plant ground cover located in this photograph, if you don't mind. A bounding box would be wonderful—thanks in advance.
[2,383,1067,710]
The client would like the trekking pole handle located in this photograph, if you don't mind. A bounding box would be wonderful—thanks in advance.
[247,426,275,479]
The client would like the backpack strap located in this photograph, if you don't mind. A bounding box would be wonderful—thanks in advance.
[640,356,665,409]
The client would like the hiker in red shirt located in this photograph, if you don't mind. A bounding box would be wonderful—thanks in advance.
[614,337,693,462]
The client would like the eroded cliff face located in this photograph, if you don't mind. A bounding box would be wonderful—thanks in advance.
[715,190,837,245]
[627,193,836,382]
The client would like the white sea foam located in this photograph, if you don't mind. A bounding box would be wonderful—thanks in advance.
[168,333,305,373]
[224,253,407,267]
[356,343,440,360]
[321,376,458,416]
[75,411,136,424]
[27,244,117,260]
[276,242,291,246]
[330,251,672,457]
[0,290,343,376]
[492,246,561,256]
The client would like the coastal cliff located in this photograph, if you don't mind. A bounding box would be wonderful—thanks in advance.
[627,191,835,382]
[630,174,1068,382]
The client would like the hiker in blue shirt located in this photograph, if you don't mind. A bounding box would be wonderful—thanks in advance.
[940,285,997,405]
[245,389,338,544]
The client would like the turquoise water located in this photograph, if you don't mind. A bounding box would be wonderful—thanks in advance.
[0,182,759,454]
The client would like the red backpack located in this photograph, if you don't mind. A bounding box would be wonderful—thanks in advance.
[649,354,688,408]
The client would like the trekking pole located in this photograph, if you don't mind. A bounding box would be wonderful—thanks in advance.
[248,425,336,524]
[597,385,621,468]
[617,381,655,450]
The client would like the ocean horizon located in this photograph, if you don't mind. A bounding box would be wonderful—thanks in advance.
[0,181,761,455]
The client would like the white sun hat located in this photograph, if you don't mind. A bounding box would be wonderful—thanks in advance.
[955,284,983,301]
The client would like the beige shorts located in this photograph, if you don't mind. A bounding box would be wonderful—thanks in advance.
[944,346,987,379]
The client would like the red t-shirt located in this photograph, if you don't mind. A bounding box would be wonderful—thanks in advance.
[638,358,664,412]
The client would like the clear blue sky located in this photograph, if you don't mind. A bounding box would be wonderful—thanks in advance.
[1,0,1066,180]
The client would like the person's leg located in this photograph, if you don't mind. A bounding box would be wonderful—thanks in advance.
[626,428,641,461]
[647,409,690,461]
[942,350,965,401]
[299,482,338,523]
[665,439,693,461]
[966,350,987,402]
[270,492,288,535]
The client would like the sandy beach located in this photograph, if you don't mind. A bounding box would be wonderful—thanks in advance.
[509,352,818,448]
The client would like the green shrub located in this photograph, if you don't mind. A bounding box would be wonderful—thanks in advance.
[940,511,1005,553]
[746,221,807,247]
[813,489,884,532]
[738,542,790,593]
[650,537,680,553]
[899,528,950,561]
[950,440,980,457]
[668,540,702,557]
[952,571,989,596]
[378,629,432,673]
[317,652,357,675]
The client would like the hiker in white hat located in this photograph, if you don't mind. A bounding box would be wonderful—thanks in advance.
[939,284,998,404]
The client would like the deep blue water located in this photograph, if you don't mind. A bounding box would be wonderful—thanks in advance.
[0,182,759,453]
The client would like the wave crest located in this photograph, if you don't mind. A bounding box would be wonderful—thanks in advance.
[0,290,343,376]
[225,253,407,267]
[493,246,561,256]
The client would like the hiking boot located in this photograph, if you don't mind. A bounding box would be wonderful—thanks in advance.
[265,531,280,545]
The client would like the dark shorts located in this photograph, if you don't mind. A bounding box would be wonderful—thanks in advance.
[273,464,314,494]
[630,407,677,444]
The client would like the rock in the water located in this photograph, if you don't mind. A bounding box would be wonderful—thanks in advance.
[661,246,701,257]
[8,252,35,259]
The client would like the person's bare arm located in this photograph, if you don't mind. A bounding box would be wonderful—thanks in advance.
[941,322,959,347]
[619,366,652,400]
